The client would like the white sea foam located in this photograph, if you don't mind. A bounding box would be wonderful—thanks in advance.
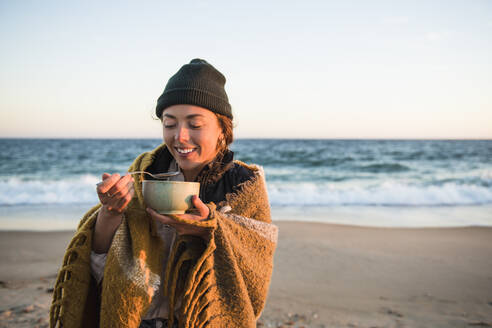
[267,181,492,206]
[1,176,491,206]
[0,175,100,205]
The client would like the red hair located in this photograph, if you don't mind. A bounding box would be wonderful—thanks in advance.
[215,113,233,153]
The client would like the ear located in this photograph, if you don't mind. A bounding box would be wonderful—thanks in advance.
[216,133,226,151]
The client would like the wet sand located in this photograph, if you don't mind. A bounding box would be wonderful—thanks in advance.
[1,222,492,327]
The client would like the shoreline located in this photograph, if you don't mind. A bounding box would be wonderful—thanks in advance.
[1,220,492,233]
[1,204,492,231]
[1,222,492,327]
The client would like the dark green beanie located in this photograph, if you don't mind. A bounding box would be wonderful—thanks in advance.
[156,58,233,119]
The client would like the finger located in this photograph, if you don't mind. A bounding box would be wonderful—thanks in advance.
[114,189,134,212]
[191,195,209,218]
[110,191,127,210]
[109,181,134,207]
[96,173,111,188]
[96,173,112,188]
[146,208,177,226]
[111,179,134,200]
[105,174,132,198]
[97,173,121,194]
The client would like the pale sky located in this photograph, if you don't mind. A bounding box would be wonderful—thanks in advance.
[1,0,491,139]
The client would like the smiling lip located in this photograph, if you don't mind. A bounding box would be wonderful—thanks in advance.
[175,146,197,157]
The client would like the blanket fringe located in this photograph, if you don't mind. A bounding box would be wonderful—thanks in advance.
[50,205,100,328]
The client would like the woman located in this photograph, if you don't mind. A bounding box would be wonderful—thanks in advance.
[50,59,278,328]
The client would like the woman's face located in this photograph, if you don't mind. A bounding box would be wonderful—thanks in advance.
[162,105,223,180]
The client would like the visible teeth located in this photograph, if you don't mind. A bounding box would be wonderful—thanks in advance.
[177,148,194,154]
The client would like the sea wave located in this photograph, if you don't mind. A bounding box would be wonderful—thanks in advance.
[356,163,411,173]
[1,175,491,207]
[267,181,492,206]
[0,175,100,205]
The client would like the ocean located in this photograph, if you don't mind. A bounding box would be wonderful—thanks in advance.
[1,138,491,230]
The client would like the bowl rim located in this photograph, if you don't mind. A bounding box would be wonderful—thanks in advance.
[142,180,200,186]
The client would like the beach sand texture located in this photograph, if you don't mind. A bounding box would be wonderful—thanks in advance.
[1,222,491,328]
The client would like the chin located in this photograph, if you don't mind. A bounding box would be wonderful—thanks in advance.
[175,158,198,170]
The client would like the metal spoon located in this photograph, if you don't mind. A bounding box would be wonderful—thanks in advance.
[127,171,181,180]
[96,171,181,187]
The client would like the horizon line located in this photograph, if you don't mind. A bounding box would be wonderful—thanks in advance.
[1,137,491,141]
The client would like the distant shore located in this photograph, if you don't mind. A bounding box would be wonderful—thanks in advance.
[1,221,492,327]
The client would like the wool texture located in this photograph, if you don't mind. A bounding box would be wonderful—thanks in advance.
[50,144,278,328]
[155,58,233,119]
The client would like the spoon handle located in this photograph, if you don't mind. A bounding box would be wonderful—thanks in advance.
[127,171,180,179]
[95,171,179,186]
[126,171,160,179]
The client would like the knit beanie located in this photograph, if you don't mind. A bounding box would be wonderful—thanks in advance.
[155,59,233,119]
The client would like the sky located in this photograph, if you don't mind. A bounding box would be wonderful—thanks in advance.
[0,0,491,139]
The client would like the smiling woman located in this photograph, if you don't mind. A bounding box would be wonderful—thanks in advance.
[50,59,278,328]
[161,105,226,182]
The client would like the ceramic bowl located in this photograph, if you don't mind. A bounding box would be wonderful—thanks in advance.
[142,180,200,214]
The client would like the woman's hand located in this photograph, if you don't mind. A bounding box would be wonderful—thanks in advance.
[146,195,211,239]
[96,173,135,214]
[93,173,135,253]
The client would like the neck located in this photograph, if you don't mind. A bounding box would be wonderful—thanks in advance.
[182,161,209,182]
[182,168,200,182]
[180,151,225,182]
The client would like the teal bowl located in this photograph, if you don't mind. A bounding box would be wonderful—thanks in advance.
[142,180,200,214]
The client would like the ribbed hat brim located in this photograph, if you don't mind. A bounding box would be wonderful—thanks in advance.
[156,88,232,119]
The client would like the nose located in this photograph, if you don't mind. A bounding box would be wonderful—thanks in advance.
[175,125,189,143]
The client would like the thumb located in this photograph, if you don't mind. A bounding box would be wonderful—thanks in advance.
[192,195,209,218]
[102,173,111,180]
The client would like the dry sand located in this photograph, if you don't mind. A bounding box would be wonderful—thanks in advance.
[1,222,492,328]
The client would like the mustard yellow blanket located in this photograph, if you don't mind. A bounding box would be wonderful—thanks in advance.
[50,145,278,328]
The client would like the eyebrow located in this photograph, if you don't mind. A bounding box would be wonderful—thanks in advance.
[163,113,204,119]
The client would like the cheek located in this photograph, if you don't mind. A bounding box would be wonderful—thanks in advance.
[196,131,219,152]
[162,126,175,142]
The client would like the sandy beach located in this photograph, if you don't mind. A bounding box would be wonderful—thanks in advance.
[1,222,491,328]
